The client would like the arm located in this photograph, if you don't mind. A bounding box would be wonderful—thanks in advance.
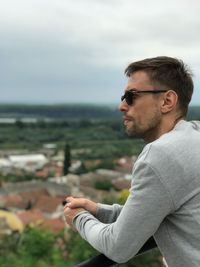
[96,203,123,223]
[65,196,123,223]
[74,236,157,267]
[66,162,174,263]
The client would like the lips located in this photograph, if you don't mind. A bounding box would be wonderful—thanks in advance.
[123,116,132,125]
[123,116,132,121]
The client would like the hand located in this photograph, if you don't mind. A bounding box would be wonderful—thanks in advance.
[64,196,97,216]
[64,206,86,228]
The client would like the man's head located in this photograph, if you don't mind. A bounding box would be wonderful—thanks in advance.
[119,56,194,143]
[125,56,194,116]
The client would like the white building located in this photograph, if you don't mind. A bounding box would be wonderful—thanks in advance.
[0,158,12,175]
[8,154,48,171]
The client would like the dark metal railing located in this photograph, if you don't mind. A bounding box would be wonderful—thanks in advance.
[74,236,157,266]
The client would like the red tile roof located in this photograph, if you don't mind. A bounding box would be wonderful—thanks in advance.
[17,209,44,225]
[42,218,65,233]
[1,193,24,209]
[19,189,49,208]
[17,209,65,233]
[34,195,63,212]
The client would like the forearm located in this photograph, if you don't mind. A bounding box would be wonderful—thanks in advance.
[74,207,158,263]
[96,203,123,223]
[74,212,142,263]
[74,237,157,267]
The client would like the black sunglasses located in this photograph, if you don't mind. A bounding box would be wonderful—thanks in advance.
[121,89,167,105]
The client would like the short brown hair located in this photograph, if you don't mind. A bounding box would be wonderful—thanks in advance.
[125,56,194,116]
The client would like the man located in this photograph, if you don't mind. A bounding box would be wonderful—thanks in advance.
[64,56,200,267]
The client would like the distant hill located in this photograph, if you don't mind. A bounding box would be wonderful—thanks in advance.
[0,104,121,120]
[187,106,200,120]
[0,104,199,120]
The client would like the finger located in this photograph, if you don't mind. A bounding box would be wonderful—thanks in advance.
[62,196,75,206]
[63,206,70,213]
[67,197,84,208]
[62,199,72,207]
[62,200,67,206]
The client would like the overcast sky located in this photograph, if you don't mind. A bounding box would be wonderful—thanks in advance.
[1,0,200,106]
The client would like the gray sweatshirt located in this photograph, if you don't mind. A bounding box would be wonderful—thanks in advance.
[74,120,200,267]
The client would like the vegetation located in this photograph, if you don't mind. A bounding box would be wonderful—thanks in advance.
[1,104,199,163]
[0,226,69,267]
[0,217,163,267]
[0,226,101,267]
[0,103,121,120]
[94,179,113,190]
[63,144,71,175]
[0,220,163,267]
[0,174,43,183]
[0,119,144,167]
[67,229,98,263]
[1,104,200,267]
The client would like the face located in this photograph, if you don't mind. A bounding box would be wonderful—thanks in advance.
[119,71,163,143]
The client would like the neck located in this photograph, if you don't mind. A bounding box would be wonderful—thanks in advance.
[144,114,184,144]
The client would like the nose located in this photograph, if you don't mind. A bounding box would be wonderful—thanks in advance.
[118,100,129,112]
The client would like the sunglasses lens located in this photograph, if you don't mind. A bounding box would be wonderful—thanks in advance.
[126,92,133,105]
[121,91,137,105]
[121,92,132,105]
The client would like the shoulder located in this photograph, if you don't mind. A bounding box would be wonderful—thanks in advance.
[136,120,200,170]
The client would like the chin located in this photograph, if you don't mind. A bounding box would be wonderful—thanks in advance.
[126,126,143,138]
[126,128,136,137]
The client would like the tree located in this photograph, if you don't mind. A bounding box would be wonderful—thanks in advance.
[63,144,71,175]
[0,226,70,267]
[67,229,98,263]
[15,119,24,128]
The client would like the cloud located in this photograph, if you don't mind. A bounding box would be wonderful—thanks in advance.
[0,0,200,104]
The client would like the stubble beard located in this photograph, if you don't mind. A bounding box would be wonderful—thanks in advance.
[125,111,162,142]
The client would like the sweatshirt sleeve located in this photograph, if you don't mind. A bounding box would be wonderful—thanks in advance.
[74,161,175,263]
[95,203,123,223]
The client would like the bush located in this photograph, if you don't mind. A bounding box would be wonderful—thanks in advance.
[0,226,70,267]
[94,180,113,191]
[67,229,98,264]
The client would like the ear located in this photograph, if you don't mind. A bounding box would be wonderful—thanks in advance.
[160,90,178,114]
